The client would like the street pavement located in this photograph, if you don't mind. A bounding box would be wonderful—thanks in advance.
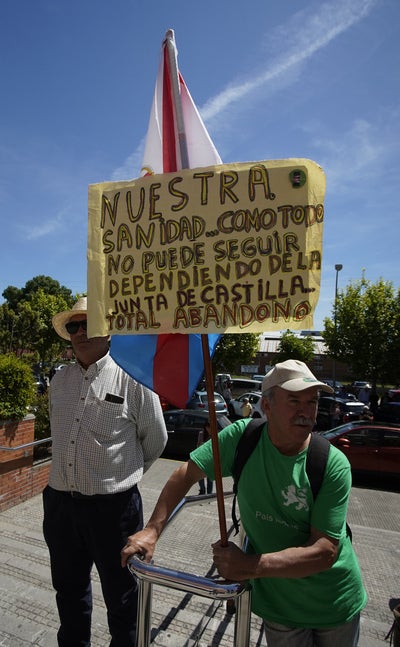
[0,457,398,646]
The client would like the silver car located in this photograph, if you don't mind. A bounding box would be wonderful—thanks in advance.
[186,390,228,414]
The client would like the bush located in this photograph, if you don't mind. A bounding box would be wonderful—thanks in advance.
[33,391,51,460]
[33,391,51,440]
[0,354,36,420]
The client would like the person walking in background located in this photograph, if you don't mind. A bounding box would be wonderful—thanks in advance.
[122,360,367,647]
[240,397,253,418]
[369,387,380,415]
[357,386,371,405]
[329,400,341,428]
[43,296,167,647]
[197,422,213,494]
[222,380,233,406]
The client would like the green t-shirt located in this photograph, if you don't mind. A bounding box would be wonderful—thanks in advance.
[190,419,367,628]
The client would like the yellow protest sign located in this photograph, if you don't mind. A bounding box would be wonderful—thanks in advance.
[87,159,325,337]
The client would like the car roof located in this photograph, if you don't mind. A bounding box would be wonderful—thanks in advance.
[321,420,400,434]
[319,395,363,403]
[163,409,231,426]
[237,391,262,397]
[164,409,227,416]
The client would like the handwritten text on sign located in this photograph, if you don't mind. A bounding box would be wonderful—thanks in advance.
[87,159,326,336]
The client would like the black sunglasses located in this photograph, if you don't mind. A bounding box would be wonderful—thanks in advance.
[66,319,88,335]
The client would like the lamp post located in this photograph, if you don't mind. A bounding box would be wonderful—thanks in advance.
[332,264,343,391]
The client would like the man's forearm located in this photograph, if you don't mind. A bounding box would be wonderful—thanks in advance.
[212,532,339,581]
[253,538,338,579]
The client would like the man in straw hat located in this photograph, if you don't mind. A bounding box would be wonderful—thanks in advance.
[43,296,167,646]
[121,359,367,647]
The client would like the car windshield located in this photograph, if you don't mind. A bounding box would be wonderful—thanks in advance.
[322,427,348,439]
[200,393,224,404]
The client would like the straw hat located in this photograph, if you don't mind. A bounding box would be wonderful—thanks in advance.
[52,297,87,341]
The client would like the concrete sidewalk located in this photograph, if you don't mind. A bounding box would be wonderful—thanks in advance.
[0,458,398,646]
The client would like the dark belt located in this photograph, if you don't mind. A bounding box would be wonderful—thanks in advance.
[58,485,138,500]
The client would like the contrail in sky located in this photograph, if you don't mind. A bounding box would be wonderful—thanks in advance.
[115,0,378,180]
[201,0,378,122]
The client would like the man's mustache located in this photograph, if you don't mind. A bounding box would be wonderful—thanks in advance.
[293,416,314,426]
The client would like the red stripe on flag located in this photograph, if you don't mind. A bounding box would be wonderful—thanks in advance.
[162,48,178,172]
[153,334,190,407]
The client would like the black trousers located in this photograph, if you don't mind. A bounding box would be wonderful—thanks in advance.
[43,485,143,647]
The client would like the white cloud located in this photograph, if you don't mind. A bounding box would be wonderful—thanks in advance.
[200,0,378,124]
[111,143,145,181]
[312,109,399,190]
[114,0,379,183]
[18,206,71,241]
[20,219,61,241]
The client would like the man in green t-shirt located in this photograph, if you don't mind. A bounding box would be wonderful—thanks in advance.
[121,360,367,647]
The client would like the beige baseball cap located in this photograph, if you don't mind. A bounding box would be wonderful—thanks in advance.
[262,359,334,394]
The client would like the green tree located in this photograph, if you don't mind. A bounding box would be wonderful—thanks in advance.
[0,354,36,419]
[0,303,18,354]
[323,275,400,386]
[212,333,260,374]
[0,276,74,362]
[33,391,51,441]
[23,290,73,365]
[3,275,73,305]
[274,330,315,363]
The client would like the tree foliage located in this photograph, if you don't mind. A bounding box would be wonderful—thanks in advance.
[274,330,315,364]
[0,276,75,364]
[3,275,72,308]
[323,275,400,385]
[0,354,36,419]
[33,391,51,441]
[212,333,260,374]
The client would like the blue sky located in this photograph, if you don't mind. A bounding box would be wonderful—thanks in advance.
[1,0,399,330]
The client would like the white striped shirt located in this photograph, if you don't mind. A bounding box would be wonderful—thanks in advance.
[48,353,167,495]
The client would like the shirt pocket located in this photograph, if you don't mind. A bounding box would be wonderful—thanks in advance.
[83,396,126,443]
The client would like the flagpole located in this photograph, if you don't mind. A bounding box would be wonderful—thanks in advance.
[164,29,229,546]
[200,336,229,545]
[164,30,189,170]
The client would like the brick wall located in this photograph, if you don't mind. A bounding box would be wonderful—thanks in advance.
[0,415,50,512]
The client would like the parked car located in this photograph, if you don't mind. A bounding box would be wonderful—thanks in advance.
[352,380,372,391]
[186,390,228,414]
[316,395,365,431]
[33,374,47,395]
[162,409,231,459]
[375,391,400,424]
[228,391,266,420]
[321,379,344,395]
[215,373,231,386]
[320,421,400,479]
[387,389,400,402]
[375,403,400,424]
[229,378,263,398]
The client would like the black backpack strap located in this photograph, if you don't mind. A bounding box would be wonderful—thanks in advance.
[306,432,352,541]
[231,418,265,535]
[306,432,331,500]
